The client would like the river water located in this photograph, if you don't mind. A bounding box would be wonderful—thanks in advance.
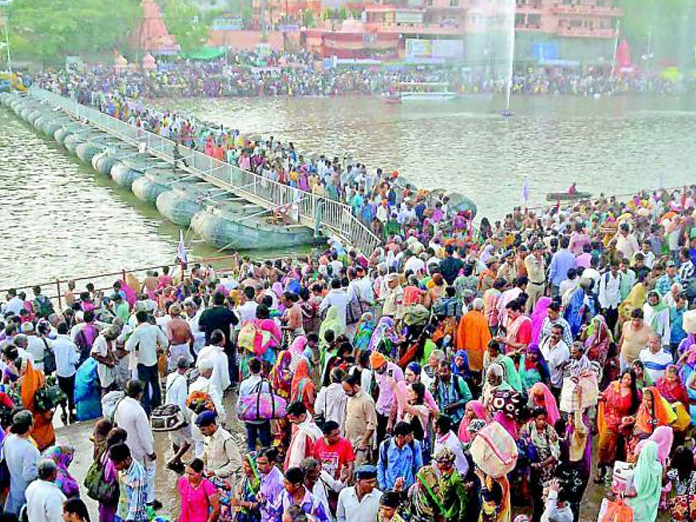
[2,95,696,288]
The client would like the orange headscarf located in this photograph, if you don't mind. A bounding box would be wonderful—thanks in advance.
[635,386,676,434]
[20,359,45,412]
[291,358,316,415]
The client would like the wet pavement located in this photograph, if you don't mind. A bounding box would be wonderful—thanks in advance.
[57,391,247,521]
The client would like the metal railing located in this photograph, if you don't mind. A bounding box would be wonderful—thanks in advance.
[29,88,383,256]
[0,254,240,311]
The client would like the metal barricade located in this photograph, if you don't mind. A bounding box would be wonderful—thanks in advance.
[30,88,382,255]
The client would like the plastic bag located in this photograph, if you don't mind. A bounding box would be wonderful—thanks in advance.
[598,498,634,522]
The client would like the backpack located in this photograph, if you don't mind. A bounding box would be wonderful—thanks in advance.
[101,391,126,423]
[84,457,120,504]
[150,404,187,432]
[41,338,56,375]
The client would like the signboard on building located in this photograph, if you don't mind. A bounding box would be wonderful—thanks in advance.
[213,17,243,30]
[395,11,423,25]
[406,38,463,59]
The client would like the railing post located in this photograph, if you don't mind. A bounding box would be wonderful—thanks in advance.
[56,279,62,311]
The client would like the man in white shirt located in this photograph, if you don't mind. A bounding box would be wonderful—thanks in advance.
[189,359,226,457]
[236,286,259,325]
[614,224,640,261]
[403,250,425,276]
[184,299,206,356]
[165,356,193,472]
[4,289,24,316]
[319,279,349,332]
[581,257,602,292]
[598,262,623,333]
[197,330,231,396]
[315,367,348,429]
[639,333,673,383]
[336,465,382,522]
[114,380,158,506]
[236,357,271,451]
[25,460,66,522]
[21,322,46,372]
[539,325,570,397]
[125,310,169,413]
[52,322,80,424]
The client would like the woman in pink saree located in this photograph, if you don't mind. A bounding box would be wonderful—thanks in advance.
[530,297,552,345]
[458,400,488,443]
[529,382,561,426]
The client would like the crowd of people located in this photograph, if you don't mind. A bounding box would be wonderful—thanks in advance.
[0,182,695,522]
[31,56,694,102]
[37,68,478,241]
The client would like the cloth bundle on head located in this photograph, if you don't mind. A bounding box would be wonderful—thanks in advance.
[433,447,456,464]
[684,310,696,335]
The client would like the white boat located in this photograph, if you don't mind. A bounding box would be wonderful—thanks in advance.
[394,82,457,102]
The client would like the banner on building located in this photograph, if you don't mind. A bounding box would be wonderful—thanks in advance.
[405,39,464,59]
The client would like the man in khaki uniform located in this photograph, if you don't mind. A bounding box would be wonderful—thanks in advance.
[525,242,547,312]
[342,373,378,465]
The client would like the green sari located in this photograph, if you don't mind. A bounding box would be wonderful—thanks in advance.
[627,441,662,522]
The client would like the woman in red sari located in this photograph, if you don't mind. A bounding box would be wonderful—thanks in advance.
[595,369,641,484]
[582,314,613,366]
[626,386,676,460]
[656,365,691,437]
[656,365,690,405]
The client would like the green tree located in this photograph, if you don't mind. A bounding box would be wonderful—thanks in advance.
[8,0,141,63]
[337,6,346,20]
[302,9,314,28]
[159,0,210,53]
[615,0,696,67]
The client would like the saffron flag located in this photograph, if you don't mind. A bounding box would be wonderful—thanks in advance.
[176,230,188,267]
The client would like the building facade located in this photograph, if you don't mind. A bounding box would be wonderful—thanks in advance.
[247,0,624,63]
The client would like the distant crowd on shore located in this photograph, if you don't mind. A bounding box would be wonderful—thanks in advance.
[31,50,695,99]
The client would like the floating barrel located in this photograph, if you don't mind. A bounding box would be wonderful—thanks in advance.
[111,162,144,189]
[132,166,179,205]
[156,185,208,227]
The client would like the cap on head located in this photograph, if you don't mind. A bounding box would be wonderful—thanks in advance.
[195,410,217,427]
[354,465,378,480]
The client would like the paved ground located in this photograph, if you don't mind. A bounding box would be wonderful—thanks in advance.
[56,398,644,522]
